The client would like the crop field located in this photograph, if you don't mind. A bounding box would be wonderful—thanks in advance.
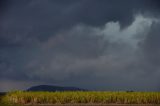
[1,91,160,105]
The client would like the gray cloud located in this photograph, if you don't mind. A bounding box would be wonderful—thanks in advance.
[1,0,160,47]
[1,0,160,91]
[1,14,160,91]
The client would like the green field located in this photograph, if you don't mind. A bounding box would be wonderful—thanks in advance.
[1,91,160,105]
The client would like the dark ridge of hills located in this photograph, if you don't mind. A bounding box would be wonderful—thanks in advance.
[27,85,87,92]
[0,92,6,96]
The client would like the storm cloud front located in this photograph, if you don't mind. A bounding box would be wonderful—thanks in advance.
[0,0,160,91]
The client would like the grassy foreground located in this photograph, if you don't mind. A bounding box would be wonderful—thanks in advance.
[1,91,160,105]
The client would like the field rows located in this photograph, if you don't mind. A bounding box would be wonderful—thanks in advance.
[2,91,160,104]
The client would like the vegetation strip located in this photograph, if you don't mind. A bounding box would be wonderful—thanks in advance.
[1,91,160,105]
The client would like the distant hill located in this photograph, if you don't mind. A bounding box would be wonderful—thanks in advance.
[0,92,6,96]
[27,85,87,92]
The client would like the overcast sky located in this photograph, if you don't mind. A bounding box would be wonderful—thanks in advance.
[1,0,160,92]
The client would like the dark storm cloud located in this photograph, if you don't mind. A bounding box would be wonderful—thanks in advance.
[141,22,160,71]
[1,0,160,91]
[0,0,9,13]
[1,0,160,47]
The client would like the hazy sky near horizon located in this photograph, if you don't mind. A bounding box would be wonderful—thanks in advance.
[1,0,160,92]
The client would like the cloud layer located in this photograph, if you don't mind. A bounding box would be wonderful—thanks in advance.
[1,0,160,91]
